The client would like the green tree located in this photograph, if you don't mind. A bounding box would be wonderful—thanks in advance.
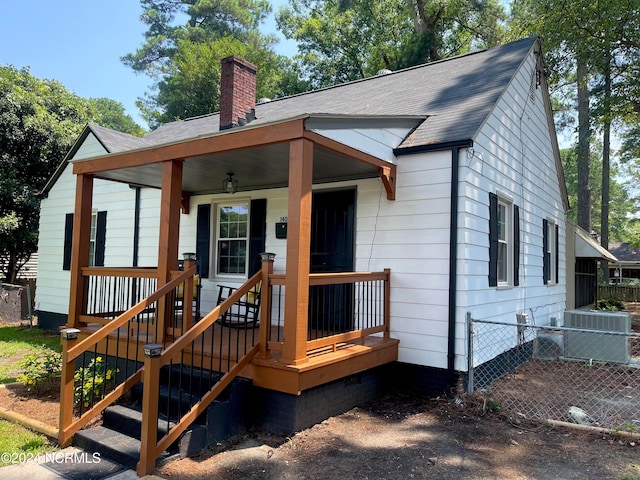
[561,146,636,242]
[137,37,307,127]
[123,0,273,77]
[276,0,507,88]
[0,66,92,281]
[124,0,303,126]
[89,98,146,136]
[510,0,640,279]
[0,67,143,282]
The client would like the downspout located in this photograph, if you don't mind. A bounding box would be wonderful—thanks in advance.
[393,140,471,383]
[132,186,141,267]
[447,149,460,377]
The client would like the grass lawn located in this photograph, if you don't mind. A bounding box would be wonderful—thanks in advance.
[0,419,56,466]
[0,324,60,383]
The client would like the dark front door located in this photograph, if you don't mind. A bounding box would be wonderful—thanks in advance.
[309,188,355,336]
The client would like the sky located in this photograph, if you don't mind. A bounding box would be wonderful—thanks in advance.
[0,0,296,128]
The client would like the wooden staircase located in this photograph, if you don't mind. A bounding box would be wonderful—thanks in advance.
[74,364,253,469]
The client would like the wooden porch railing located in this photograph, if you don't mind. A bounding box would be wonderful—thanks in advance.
[137,267,267,476]
[58,264,198,448]
[60,256,389,476]
[266,269,391,354]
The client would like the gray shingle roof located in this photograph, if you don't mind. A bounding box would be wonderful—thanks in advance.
[608,243,640,263]
[87,123,154,152]
[142,37,537,150]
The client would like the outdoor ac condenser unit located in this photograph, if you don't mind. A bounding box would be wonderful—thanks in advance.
[563,310,631,364]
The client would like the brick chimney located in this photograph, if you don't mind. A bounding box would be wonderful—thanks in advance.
[220,56,257,130]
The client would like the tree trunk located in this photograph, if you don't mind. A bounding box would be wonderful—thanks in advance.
[600,50,612,283]
[576,58,591,232]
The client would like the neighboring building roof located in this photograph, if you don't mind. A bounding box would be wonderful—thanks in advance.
[608,242,640,264]
[144,37,538,151]
[574,226,617,262]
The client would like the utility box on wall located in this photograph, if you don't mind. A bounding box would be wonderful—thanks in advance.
[275,222,287,239]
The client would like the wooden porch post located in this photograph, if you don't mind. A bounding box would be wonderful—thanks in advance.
[156,159,183,343]
[282,138,313,365]
[68,174,93,328]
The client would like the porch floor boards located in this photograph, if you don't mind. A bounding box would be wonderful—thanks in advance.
[76,322,399,395]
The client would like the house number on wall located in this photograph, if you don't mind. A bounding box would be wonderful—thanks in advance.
[280,217,288,223]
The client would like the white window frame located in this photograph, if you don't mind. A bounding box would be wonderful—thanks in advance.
[497,197,513,286]
[214,201,250,277]
[88,211,98,267]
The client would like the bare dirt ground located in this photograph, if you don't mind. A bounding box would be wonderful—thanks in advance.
[157,392,640,480]
[1,306,639,479]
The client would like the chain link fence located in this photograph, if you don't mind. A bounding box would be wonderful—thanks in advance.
[467,312,640,433]
[0,281,34,324]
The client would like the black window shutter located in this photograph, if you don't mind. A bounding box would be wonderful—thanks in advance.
[488,192,498,287]
[248,198,267,276]
[543,218,549,284]
[63,213,74,271]
[513,204,520,287]
[555,223,559,284]
[196,204,211,278]
[94,211,107,267]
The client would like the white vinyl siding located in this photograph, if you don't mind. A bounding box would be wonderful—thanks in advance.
[36,150,161,315]
[457,46,566,369]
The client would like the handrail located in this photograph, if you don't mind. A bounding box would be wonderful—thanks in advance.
[161,271,261,364]
[67,266,196,362]
[269,271,389,286]
[137,270,263,476]
[58,265,197,448]
[81,266,158,278]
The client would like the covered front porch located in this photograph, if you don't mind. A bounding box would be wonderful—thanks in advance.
[59,115,400,475]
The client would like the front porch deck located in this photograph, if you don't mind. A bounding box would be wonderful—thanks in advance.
[60,259,396,476]
[77,320,399,395]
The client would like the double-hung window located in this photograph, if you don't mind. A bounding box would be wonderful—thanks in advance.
[88,212,98,267]
[489,193,520,287]
[62,211,107,270]
[543,219,559,284]
[216,203,249,275]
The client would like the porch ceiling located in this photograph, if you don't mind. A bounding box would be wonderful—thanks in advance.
[95,142,379,194]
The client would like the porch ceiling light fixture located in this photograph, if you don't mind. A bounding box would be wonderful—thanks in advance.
[222,171,238,194]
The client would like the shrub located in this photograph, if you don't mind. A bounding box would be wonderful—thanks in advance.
[597,298,625,311]
[17,349,62,394]
[74,356,119,408]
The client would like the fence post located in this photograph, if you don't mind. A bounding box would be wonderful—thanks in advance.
[138,344,162,477]
[466,312,474,394]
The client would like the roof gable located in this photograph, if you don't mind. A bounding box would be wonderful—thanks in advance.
[39,123,151,196]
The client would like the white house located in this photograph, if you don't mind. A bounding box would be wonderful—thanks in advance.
[38,36,567,394]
